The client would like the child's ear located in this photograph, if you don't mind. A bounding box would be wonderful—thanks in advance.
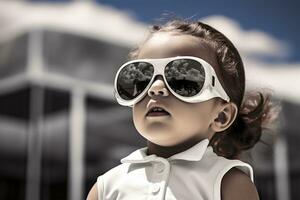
[211,102,238,132]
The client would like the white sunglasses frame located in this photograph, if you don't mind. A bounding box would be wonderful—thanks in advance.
[114,56,230,107]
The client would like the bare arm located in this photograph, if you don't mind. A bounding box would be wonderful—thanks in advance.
[86,183,98,200]
[221,168,260,200]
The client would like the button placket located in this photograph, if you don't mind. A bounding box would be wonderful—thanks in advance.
[150,158,171,200]
[148,161,164,199]
[151,183,161,194]
[156,162,165,173]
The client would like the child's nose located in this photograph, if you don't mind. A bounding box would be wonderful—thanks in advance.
[148,75,169,98]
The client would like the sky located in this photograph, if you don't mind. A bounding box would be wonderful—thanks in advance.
[4,0,300,103]
[94,0,300,63]
[30,0,300,62]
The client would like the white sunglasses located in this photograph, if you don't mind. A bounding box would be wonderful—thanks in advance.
[114,56,230,106]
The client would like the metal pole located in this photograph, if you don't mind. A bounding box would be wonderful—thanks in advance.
[69,88,86,200]
[274,135,290,200]
[25,30,44,200]
[25,85,44,200]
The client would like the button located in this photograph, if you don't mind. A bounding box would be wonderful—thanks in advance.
[151,184,160,194]
[156,163,165,173]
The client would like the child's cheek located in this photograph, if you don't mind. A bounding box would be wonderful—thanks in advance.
[132,105,144,133]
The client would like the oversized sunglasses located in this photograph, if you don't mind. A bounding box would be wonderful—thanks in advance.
[114,56,230,106]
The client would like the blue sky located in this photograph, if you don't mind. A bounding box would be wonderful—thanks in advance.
[4,0,300,101]
[94,0,299,62]
[31,0,300,62]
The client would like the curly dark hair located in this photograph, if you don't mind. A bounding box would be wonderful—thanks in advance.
[129,19,280,159]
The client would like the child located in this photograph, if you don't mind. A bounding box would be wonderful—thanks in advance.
[87,19,277,200]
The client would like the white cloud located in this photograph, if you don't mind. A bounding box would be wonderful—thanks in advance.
[202,15,300,104]
[0,1,149,46]
[244,60,300,102]
[201,15,290,59]
[0,2,299,104]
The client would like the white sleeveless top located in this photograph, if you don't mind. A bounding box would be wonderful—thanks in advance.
[97,139,254,200]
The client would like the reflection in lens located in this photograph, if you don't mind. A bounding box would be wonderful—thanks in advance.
[165,59,205,97]
[117,62,154,100]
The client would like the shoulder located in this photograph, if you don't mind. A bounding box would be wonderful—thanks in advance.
[204,147,253,179]
[86,183,98,200]
[221,168,260,200]
[102,163,131,181]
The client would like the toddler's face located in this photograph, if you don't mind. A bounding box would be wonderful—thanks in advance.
[132,32,224,147]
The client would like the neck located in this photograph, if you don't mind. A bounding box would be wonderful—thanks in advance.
[146,138,205,158]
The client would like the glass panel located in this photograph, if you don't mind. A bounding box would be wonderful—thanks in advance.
[0,87,29,199]
[251,138,277,199]
[41,88,70,200]
[252,100,300,200]
[0,85,70,200]
[43,30,130,84]
[289,132,300,200]
[282,101,300,200]
[0,86,30,120]
[0,34,28,79]
[43,88,70,115]
[255,174,277,200]
[84,95,145,197]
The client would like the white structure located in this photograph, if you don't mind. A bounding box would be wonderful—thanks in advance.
[0,2,147,200]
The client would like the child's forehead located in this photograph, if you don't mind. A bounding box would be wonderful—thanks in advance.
[137,32,219,70]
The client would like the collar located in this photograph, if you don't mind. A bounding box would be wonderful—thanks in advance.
[121,139,210,164]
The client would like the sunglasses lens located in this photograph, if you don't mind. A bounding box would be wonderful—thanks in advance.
[165,59,205,97]
[116,62,154,100]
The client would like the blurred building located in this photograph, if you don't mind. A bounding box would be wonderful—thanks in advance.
[0,2,147,200]
[0,1,299,200]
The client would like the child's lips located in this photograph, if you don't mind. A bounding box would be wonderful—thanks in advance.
[146,111,170,117]
[146,103,171,117]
